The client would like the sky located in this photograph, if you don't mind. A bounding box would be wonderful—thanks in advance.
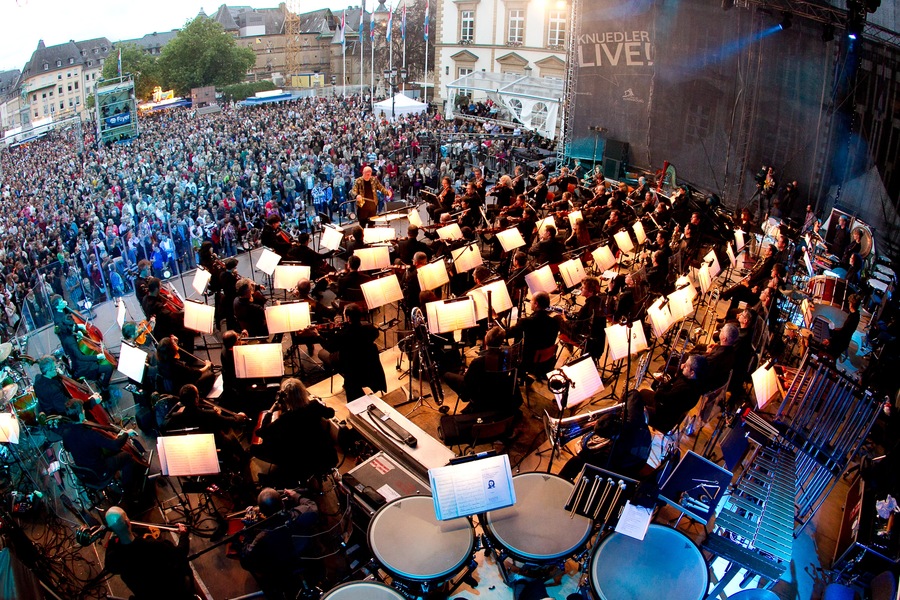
[0,0,364,73]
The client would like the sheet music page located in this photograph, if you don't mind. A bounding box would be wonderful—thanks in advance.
[320,226,344,251]
[362,274,402,309]
[429,454,515,521]
[437,223,463,240]
[235,344,284,378]
[431,299,476,333]
[183,302,215,335]
[554,358,604,409]
[615,502,652,540]
[158,434,220,476]
[192,268,212,295]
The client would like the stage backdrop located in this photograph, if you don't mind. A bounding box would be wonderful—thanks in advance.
[571,0,833,218]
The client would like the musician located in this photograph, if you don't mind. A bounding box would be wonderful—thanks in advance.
[104,506,193,600]
[261,214,298,260]
[547,190,575,212]
[612,274,643,323]
[395,225,431,265]
[737,208,758,235]
[722,244,777,306]
[333,255,372,310]
[426,176,456,220]
[134,260,153,306]
[601,211,624,239]
[760,167,777,214]
[345,225,368,254]
[403,252,428,313]
[550,166,577,197]
[507,251,531,309]
[52,306,114,398]
[655,230,673,263]
[251,378,338,485]
[512,165,527,196]
[471,167,487,205]
[628,176,650,203]
[156,336,216,398]
[646,250,670,295]
[219,258,241,331]
[529,173,549,209]
[351,166,392,228]
[507,292,561,380]
[318,303,387,401]
[142,277,194,355]
[233,278,268,337]
[491,175,514,210]
[239,487,323,600]
[293,233,336,282]
[34,355,78,418]
[842,227,863,268]
[630,354,708,434]
[528,224,565,265]
[801,205,817,235]
[694,323,739,394]
[560,277,607,357]
[824,294,862,360]
[729,309,758,400]
[443,326,522,416]
[565,219,592,261]
[831,215,850,258]
[457,195,482,231]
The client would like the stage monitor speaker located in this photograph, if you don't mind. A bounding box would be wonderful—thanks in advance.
[386,201,407,211]
[603,140,629,179]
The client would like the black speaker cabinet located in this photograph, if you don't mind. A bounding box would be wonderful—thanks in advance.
[603,140,629,180]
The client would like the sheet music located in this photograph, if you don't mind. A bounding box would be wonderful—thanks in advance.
[558,258,587,288]
[615,502,653,541]
[265,303,312,334]
[116,343,148,383]
[525,266,557,295]
[273,265,311,290]
[116,300,127,328]
[408,209,423,228]
[429,454,516,521]
[363,227,396,244]
[354,246,391,271]
[417,260,450,291]
[192,268,212,295]
[234,344,284,378]
[437,223,463,240]
[158,434,220,477]
[426,299,476,334]
[496,228,525,252]
[361,274,403,310]
[183,301,216,335]
[467,281,513,321]
[256,248,282,275]
[549,356,604,409]
[725,243,736,269]
[320,226,344,251]
[207,374,224,399]
[451,244,483,273]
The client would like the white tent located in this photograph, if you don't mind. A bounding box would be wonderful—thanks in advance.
[374,94,427,120]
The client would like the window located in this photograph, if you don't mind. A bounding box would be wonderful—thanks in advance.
[59,101,64,110]
[457,67,473,97]
[34,111,38,118]
[56,60,61,67]
[57,74,62,80]
[58,86,63,94]
[460,10,475,42]
[531,102,548,130]
[32,94,36,101]
[69,57,74,65]
[509,98,522,118]
[74,81,78,90]
[87,60,93,67]
[43,62,49,71]
[68,99,73,107]
[68,85,72,92]
[49,90,53,97]
[76,97,80,105]
[93,48,98,54]
[42,92,46,99]
[548,10,566,47]
[507,9,525,44]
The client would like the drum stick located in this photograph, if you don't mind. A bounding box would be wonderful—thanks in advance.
[565,468,586,508]
[580,476,601,519]
[592,478,615,520]
[569,476,589,519]
[602,481,627,526]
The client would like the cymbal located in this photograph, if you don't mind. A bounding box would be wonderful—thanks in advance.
[1,383,17,402]
[0,343,12,363]
[785,322,799,331]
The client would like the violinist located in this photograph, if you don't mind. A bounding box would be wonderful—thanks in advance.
[628,176,650,202]
[490,175,514,210]
[550,166,578,198]
[233,278,268,338]
[199,241,227,326]
[394,225,431,265]
[457,196,481,231]
[142,278,194,355]
[134,260,153,306]
[471,167,487,205]
[293,233,336,283]
[333,255,372,310]
[156,337,216,398]
[512,165,527,196]
[351,166,392,228]
[560,277,607,357]
[529,224,565,266]
[528,173,549,209]
[261,214,299,260]
[403,252,429,314]
[345,226,368,254]
[318,304,387,401]
[218,258,241,331]
[426,177,456,221]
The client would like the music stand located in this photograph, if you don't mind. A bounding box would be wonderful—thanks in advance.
[363,227,396,244]
[467,280,513,322]
[525,265,558,296]
[697,264,712,295]
[192,267,212,297]
[703,250,721,279]
[751,362,783,410]
[496,227,526,252]
[354,246,391,271]
[659,450,732,526]
[451,243,483,273]
[417,259,450,291]
[437,223,463,241]
[116,298,127,329]
[0,413,20,445]
[547,355,605,411]
[256,248,281,276]
[647,296,676,339]
[265,302,312,334]
[117,342,148,385]
[362,274,404,345]
[592,245,617,271]
[567,210,584,229]
[601,321,647,402]
[408,209,424,228]
[614,230,634,255]
[234,344,285,379]
[558,257,587,290]
[183,300,217,361]
[320,225,344,251]
[803,250,815,278]
[734,229,746,253]
[425,297,477,335]
[272,264,311,299]
[535,215,556,235]
[157,434,220,477]
[633,220,647,245]
[429,454,516,521]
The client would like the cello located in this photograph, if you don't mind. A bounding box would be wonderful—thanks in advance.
[75,331,118,368]
[66,307,104,343]
[57,373,113,427]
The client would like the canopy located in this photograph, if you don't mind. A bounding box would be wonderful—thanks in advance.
[374,94,428,120]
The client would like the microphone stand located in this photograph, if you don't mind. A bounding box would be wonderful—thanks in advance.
[606,316,632,469]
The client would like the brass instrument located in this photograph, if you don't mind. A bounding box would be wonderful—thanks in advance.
[635,351,651,388]
[656,318,698,387]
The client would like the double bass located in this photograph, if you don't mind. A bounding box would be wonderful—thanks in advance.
[66,308,103,342]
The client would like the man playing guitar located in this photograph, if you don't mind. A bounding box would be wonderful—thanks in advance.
[351,166,392,228]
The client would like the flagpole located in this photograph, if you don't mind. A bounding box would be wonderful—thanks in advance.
[371,28,375,105]
[423,0,429,105]
[360,1,365,98]
[388,4,393,73]
[342,10,347,94]
[402,0,407,92]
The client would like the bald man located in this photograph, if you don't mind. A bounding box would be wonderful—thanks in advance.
[351,166,392,228]
[104,506,193,600]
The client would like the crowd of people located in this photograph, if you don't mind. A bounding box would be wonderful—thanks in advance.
[0,92,551,339]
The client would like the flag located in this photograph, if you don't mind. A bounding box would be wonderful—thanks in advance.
[424,0,430,41]
[370,12,375,40]
[359,5,364,39]
[117,48,122,77]
[401,1,407,40]
[340,10,346,50]
[386,4,393,42]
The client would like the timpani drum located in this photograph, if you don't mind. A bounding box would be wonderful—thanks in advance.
[808,275,848,309]
[590,524,709,600]
[12,390,39,426]
[367,496,475,596]
[483,473,592,579]
[320,581,405,600]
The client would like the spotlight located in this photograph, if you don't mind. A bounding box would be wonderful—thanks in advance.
[822,22,835,42]
[779,11,792,30]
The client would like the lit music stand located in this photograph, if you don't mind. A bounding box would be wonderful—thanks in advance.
[363,227,396,244]
[234,344,285,380]
[425,297,477,335]
[614,230,635,258]
[418,259,450,291]
[547,355,605,412]
[633,220,647,245]
[362,274,404,346]
[696,264,712,295]
[116,298,127,329]
[496,228,526,252]
[567,210,584,229]
[354,246,391,271]
[437,223,463,241]
[525,265,558,296]
[467,280,513,322]
[703,250,721,279]
[601,320,648,402]
[734,229,746,253]
[0,413,20,445]
[592,245,617,272]
[192,267,212,297]
[256,248,281,276]
[157,433,220,477]
[183,300,217,362]
[668,284,696,322]
[723,242,738,282]
[803,249,815,278]
[265,302,312,334]
[320,225,344,252]
[408,209,424,228]
[751,361,783,410]
[451,243,483,273]
[273,264,311,298]
[558,257,587,290]
[117,342,148,385]
[535,215,556,235]
[647,296,676,338]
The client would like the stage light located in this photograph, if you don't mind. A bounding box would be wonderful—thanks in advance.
[822,22,835,42]
[779,12,792,30]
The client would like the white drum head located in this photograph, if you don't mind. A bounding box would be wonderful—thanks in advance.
[321,581,405,599]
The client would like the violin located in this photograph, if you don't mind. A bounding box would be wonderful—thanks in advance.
[75,331,118,368]
[82,420,150,468]
[251,400,281,447]
[134,317,156,346]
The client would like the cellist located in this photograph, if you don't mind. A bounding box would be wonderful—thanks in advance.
[50,295,114,400]
[142,277,194,355]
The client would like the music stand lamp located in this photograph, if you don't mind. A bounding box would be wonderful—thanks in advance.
[265,302,314,376]
[255,248,281,300]
[183,300,218,362]
[272,264,312,301]
[417,259,450,292]
[361,274,404,348]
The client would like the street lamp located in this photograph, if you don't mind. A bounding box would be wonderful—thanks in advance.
[385,66,404,119]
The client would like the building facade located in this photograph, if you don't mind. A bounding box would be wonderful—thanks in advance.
[434,0,568,107]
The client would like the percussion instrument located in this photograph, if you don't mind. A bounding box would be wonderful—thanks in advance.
[484,473,592,582]
[0,343,12,363]
[320,581,405,600]
[808,275,848,309]
[727,590,782,600]
[367,496,475,596]
[850,223,874,258]
[12,390,39,426]
[869,278,890,293]
[876,264,896,280]
[590,524,708,600]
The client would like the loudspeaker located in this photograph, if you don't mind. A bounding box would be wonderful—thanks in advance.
[603,140,629,179]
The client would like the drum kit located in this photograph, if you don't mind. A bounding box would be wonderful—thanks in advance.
[0,342,39,427]
[329,471,710,600]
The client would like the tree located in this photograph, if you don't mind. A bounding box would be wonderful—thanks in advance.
[101,43,161,100]
[158,17,256,96]
[372,0,435,85]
